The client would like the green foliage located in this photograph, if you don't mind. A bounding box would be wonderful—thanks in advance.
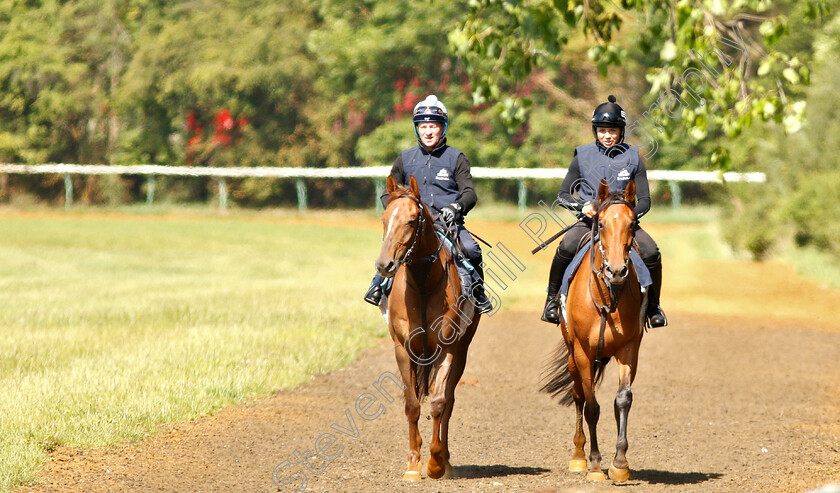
[452,0,832,168]
[0,0,836,257]
[721,12,840,261]
[117,0,318,169]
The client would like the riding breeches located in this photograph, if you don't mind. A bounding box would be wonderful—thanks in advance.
[555,221,659,266]
[452,224,482,268]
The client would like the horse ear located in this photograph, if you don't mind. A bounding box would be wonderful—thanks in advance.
[625,180,636,203]
[386,175,397,195]
[598,179,610,204]
[408,175,420,198]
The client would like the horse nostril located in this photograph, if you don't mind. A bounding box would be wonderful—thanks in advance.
[618,266,628,278]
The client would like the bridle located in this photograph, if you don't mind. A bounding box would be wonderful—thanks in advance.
[389,194,452,395]
[394,194,443,267]
[589,197,637,372]
[588,198,636,314]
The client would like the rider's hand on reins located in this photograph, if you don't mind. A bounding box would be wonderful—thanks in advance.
[439,203,460,228]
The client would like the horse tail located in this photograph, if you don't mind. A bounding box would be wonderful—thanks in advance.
[416,361,432,403]
[541,345,611,406]
[539,343,576,407]
[593,357,610,388]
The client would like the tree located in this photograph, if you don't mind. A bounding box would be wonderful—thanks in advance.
[450,0,832,169]
[722,9,840,260]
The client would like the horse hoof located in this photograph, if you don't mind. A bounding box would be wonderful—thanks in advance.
[609,464,631,482]
[426,463,445,479]
[403,470,422,481]
[569,459,587,472]
[404,461,422,481]
[586,470,608,481]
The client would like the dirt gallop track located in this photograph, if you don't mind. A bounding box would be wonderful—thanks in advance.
[22,310,840,492]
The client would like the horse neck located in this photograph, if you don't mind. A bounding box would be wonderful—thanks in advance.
[405,212,445,286]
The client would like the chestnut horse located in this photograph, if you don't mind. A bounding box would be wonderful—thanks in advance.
[375,174,480,481]
[541,180,646,483]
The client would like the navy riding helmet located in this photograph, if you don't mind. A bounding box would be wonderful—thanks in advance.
[592,95,626,143]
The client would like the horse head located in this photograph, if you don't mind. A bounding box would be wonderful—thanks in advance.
[595,179,636,286]
[375,175,427,277]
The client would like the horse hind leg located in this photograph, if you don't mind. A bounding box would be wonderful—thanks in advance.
[435,343,472,479]
[583,395,607,481]
[578,356,607,481]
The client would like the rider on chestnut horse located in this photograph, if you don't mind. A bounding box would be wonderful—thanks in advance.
[364,95,492,314]
[542,95,667,328]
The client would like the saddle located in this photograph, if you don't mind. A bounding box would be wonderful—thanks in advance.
[434,226,480,300]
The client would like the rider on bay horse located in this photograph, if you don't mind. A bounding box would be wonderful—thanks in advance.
[364,94,493,314]
[542,95,668,328]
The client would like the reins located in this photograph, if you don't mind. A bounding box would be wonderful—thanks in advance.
[588,198,635,368]
[393,194,454,396]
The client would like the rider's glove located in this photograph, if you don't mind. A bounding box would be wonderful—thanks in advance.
[440,203,462,226]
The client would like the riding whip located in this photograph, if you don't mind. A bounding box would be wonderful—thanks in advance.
[531,220,582,255]
[432,206,493,249]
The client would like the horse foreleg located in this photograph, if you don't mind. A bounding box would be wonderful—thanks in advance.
[426,351,454,479]
[569,352,588,472]
[609,344,639,482]
[394,342,423,481]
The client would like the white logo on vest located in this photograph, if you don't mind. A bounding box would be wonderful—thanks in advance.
[435,169,450,181]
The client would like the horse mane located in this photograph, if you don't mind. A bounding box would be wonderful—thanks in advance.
[594,190,635,214]
[387,185,434,225]
[388,182,412,199]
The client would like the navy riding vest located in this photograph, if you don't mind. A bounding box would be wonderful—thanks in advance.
[574,142,641,201]
[400,145,462,214]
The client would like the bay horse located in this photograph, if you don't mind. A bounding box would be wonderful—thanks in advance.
[541,179,646,483]
[375,174,480,481]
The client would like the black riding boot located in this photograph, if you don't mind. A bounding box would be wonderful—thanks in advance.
[645,254,668,327]
[363,274,384,306]
[542,251,573,324]
[471,264,493,314]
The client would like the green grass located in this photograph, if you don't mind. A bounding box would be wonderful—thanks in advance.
[0,202,827,491]
[777,242,840,290]
[0,209,386,491]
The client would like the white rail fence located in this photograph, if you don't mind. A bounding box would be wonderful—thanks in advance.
[0,164,766,212]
